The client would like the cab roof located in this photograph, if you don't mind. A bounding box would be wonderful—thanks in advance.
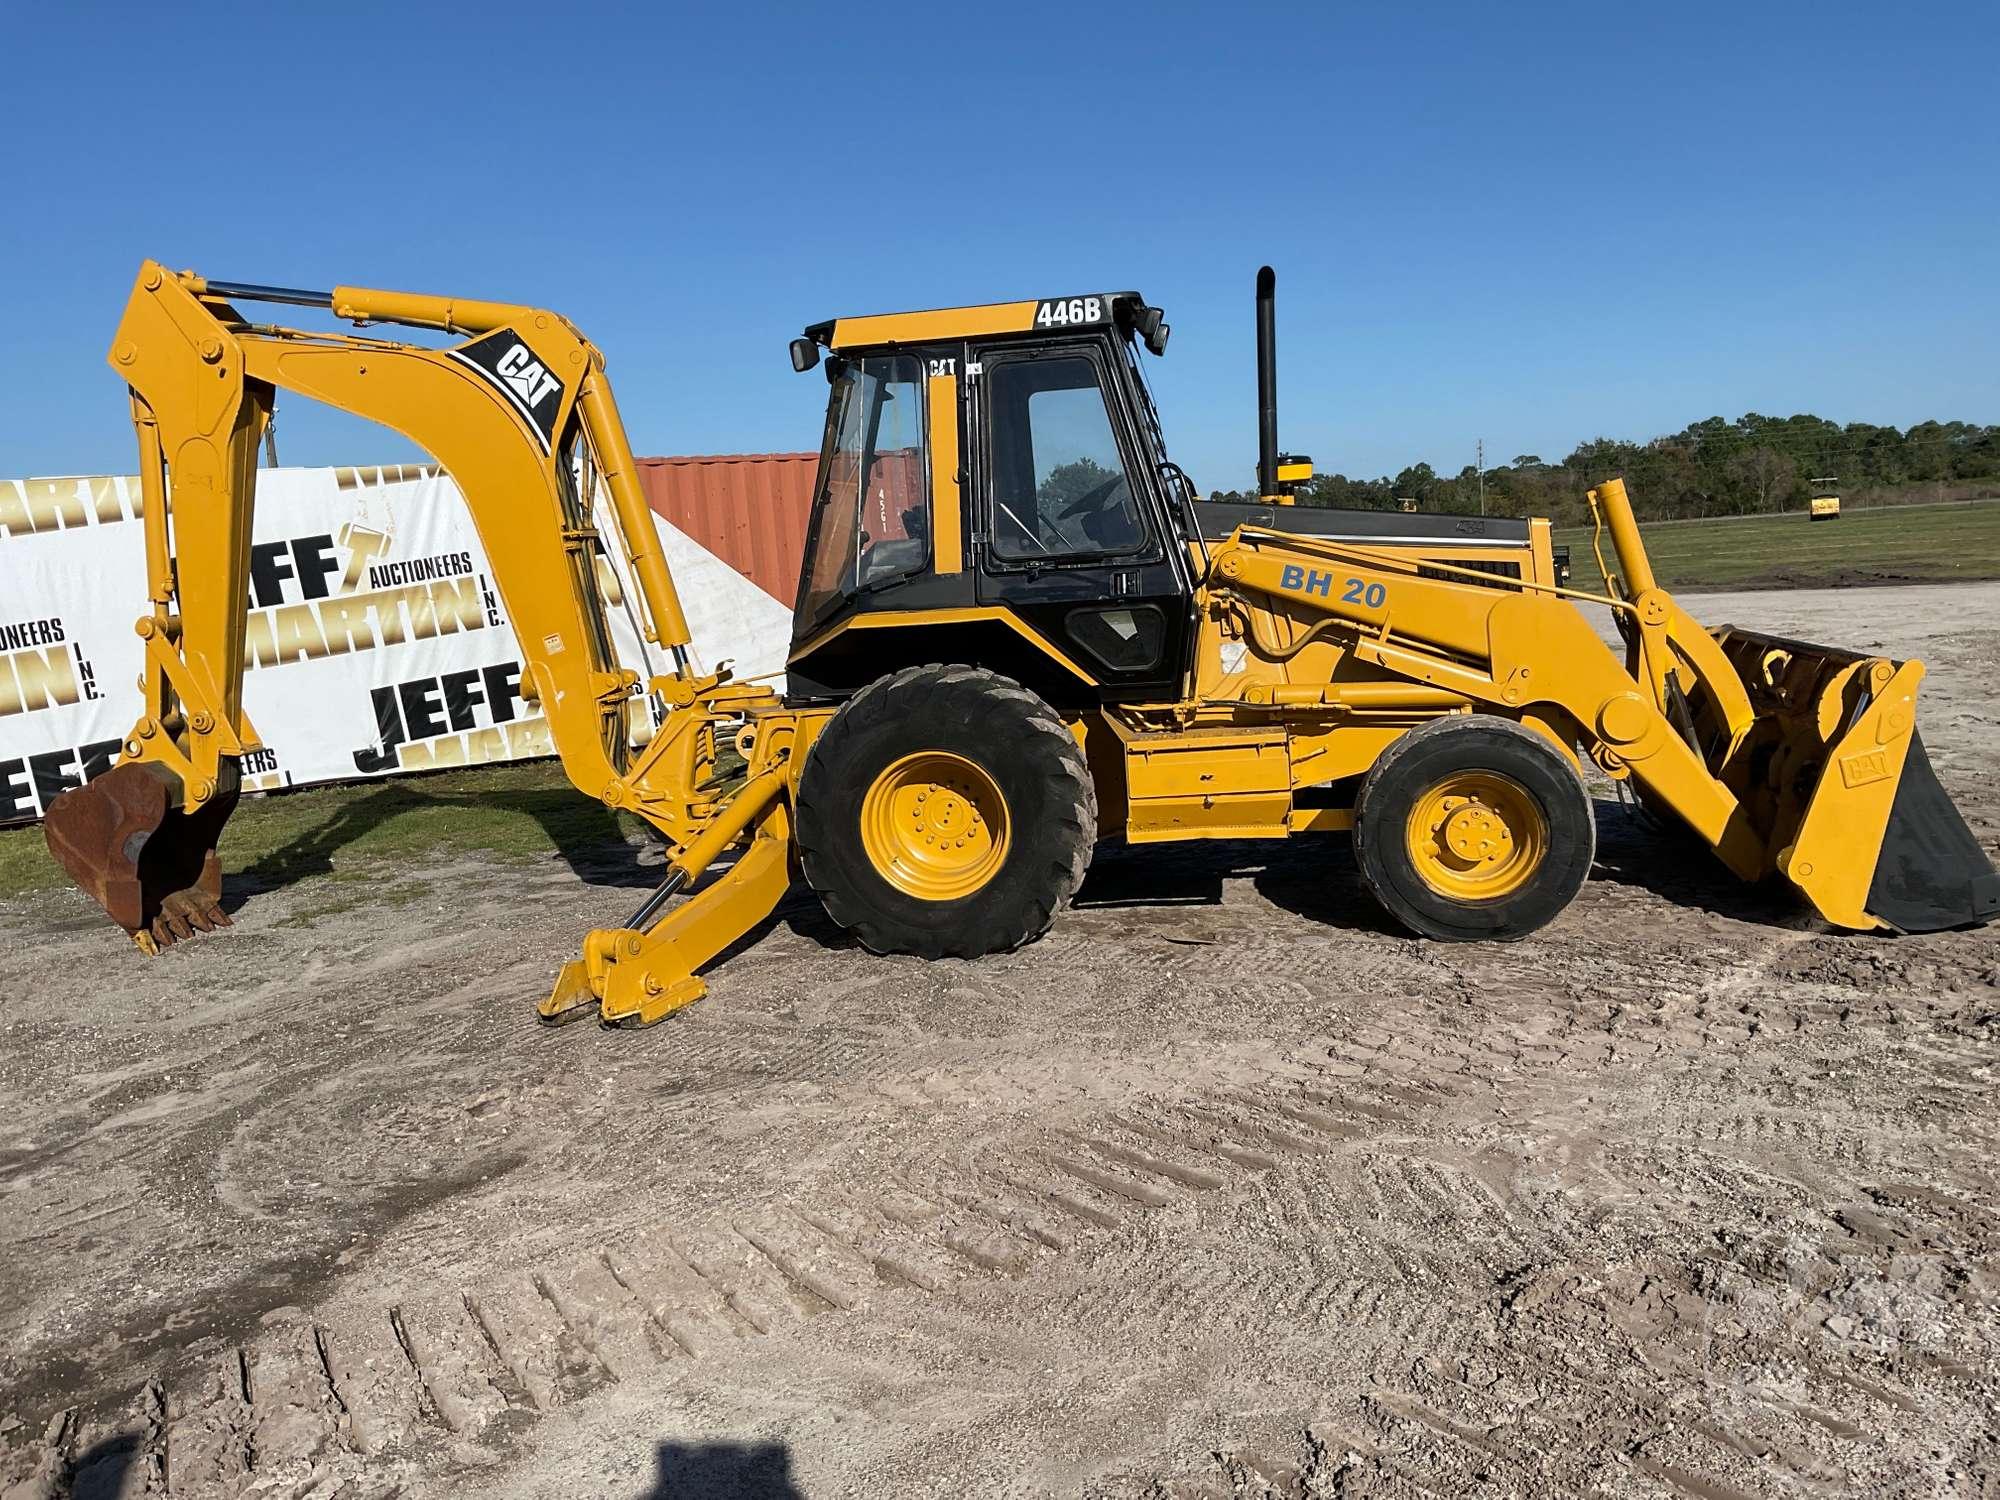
[807,290,1154,351]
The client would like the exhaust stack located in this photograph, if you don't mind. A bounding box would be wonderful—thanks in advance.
[1255,266,1278,498]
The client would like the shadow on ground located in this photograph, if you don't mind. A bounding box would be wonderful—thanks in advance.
[42,1432,806,1499]
[1073,834,1406,935]
[647,1440,802,1498]
[1587,800,1804,926]
[68,1434,138,1500]
[226,780,660,909]
[1073,799,1804,934]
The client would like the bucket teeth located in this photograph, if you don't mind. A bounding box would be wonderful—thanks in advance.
[149,884,233,947]
[43,762,239,951]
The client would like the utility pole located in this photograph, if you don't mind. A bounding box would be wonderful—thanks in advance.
[1476,438,1485,515]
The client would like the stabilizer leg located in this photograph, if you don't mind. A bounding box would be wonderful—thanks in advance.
[536,804,794,1028]
[538,867,690,1026]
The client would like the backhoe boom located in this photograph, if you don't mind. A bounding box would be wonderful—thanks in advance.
[45,262,808,1021]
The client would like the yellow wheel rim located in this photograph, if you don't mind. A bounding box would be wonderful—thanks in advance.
[1405,771,1547,901]
[859,751,1011,901]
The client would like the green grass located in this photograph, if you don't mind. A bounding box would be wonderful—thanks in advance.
[0,758,654,901]
[1555,498,2000,593]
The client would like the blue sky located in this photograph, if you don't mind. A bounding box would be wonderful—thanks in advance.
[5,1,1994,494]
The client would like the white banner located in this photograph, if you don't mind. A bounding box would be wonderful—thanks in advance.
[0,465,792,825]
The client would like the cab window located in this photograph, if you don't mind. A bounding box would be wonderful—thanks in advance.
[798,354,926,623]
[987,355,1147,562]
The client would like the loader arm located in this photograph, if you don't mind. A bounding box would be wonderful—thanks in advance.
[1206,480,1998,933]
[1209,528,1771,877]
[45,261,808,1022]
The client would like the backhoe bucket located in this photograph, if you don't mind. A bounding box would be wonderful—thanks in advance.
[1713,629,1999,933]
[43,762,237,951]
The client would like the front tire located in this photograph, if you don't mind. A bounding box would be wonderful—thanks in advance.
[1353,714,1594,941]
[796,665,1096,959]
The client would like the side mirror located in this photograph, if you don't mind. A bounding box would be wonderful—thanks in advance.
[1137,306,1169,356]
[789,336,821,374]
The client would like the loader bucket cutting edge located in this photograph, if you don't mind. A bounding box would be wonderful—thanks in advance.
[1863,733,2000,932]
[1713,628,1999,935]
[43,762,238,947]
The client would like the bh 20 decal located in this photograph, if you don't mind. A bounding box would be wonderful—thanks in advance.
[1279,563,1387,609]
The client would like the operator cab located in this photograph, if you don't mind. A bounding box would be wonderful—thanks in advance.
[783,275,1560,711]
[784,291,1197,708]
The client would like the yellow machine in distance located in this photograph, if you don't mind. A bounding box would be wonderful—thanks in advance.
[44,263,1998,1027]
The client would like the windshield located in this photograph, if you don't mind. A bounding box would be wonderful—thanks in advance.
[798,354,926,625]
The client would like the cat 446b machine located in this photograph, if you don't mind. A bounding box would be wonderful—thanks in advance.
[46,264,1998,1025]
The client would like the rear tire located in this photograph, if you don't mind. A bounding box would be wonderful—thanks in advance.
[796,665,1096,959]
[1353,714,1594,942]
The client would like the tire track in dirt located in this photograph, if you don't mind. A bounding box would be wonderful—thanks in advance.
[1086,966,1997,1497]
[5,1053,1475,1496]
[10,988,1994,1499]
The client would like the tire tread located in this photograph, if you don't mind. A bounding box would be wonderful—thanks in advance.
[796,666,1095,960]
[1352,714,1594,942]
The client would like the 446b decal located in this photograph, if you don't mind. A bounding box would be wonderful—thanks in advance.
[1034,296,1107,328]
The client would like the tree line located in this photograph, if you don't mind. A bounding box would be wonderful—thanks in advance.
[1210,414,2000,525]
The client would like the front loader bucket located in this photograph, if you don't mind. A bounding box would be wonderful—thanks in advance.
[1713,629,1999,934]
[43,762,238,950]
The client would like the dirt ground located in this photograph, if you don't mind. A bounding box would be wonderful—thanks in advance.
[2,582,1996,1500]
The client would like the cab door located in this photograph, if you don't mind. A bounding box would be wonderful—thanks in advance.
[966,337,1194,701]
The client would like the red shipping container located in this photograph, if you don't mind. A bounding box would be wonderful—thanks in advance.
[637,453,818,607]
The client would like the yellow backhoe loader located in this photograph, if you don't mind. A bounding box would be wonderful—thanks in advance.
[44,263,1998,1025]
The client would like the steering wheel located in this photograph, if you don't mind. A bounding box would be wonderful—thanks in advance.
[1055,472,1129,521]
